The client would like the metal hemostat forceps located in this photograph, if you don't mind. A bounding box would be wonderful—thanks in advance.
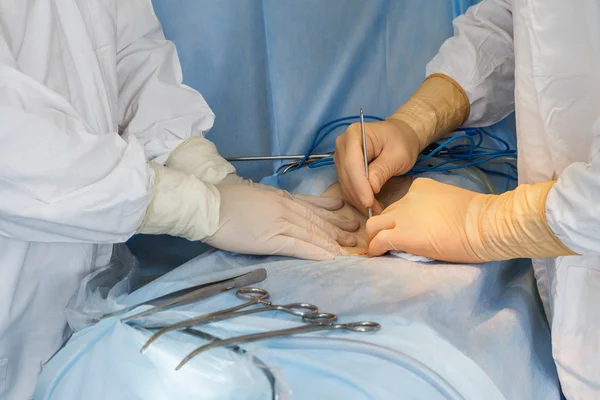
[140,287,330,352]
[101,268,268,322]
[360,108,372,218]
[175,313,381,370]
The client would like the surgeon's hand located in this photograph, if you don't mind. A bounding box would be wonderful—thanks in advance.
[335,74,472,217]
[218,173,350,208]
[334,120,420,216]
[366,178,482,262]
[205,184,360,260]
[366,178,578,262]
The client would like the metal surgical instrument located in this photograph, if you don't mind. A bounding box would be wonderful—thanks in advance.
[227,154,335,176]
[175,313,381,370]
[360,108,372,218]
[180,328,280,400]
[140,287,327,352]
[117,268,267,323]
[226,154,332,162]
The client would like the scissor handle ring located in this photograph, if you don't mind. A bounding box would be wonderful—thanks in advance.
[237,287,269,301]
[342,321,381,332]
[302,312,338,324]
[282,303,319,317]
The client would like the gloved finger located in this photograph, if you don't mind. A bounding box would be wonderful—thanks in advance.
[366,214,396,244]
[251,183,295,198]
[281,219,350,255]
[367,147,405,195]
[380,201,402,215]
[334,149,370,217]
[334,150,359,208]
[271,236,337,261]
[371,198,385,216]
[339,180,368,217]
[284,200,358,247]
[293,198,360,232]
[368,229,401,257]
[252,183,280,192]
[336,175,373,218]
[292,194,344,211]
[337,126,376,209]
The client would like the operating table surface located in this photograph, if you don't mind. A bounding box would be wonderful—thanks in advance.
[35,249,560,400]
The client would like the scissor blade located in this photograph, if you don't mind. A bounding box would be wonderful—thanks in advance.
[146,275,246,306]
[101,271,259,319]
[121,268,267,322]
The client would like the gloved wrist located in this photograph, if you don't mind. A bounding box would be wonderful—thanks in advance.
[137,163,220,241]
[388,74,470,152]
[218,173,250,186]
[465,181,578,261]
[166,136,237,185]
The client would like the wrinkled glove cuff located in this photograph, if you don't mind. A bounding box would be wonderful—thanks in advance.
[388,74,470,152]
[137,163,220,241]
[166,136,237,184]
[466,181,578,261]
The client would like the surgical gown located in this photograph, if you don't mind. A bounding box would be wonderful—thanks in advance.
[426,0,600,397]
[0,1,228,398]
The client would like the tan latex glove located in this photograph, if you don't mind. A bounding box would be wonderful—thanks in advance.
[334,74,470,216]
[138,164,359,260]
[366,178,577,262]
[334,119,420,216]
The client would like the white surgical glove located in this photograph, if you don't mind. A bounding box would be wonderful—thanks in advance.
[165,135,327,208]
[216,172,347,215]
[205,184,358,260]
[166,137,237,184]
[138,164,359,260]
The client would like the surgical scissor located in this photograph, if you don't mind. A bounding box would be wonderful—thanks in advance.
[140,287,330,353]
[111,269,267,323]
[175,313,381,370]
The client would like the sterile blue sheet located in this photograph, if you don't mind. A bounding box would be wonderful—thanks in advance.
[150,0,482,181]
[35,168,559,400]
[129,0,514,273]
[35,254,560,399]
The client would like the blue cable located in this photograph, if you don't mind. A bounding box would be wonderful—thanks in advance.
[414,134,476,166]
[409,154,516,174]
[479,127,511,151]
[292,115,518,181]
[477,167,518,181]
[290,115,383,172]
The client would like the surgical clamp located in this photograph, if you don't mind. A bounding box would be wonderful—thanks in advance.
[114,268,268,323]
[175,313,381,370]
[140,287,328,352]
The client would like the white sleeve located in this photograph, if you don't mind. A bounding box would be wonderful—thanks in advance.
[426,0,515,127]
[546,118,600,254]
[116,0,219,166]
[0,60,153,243]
